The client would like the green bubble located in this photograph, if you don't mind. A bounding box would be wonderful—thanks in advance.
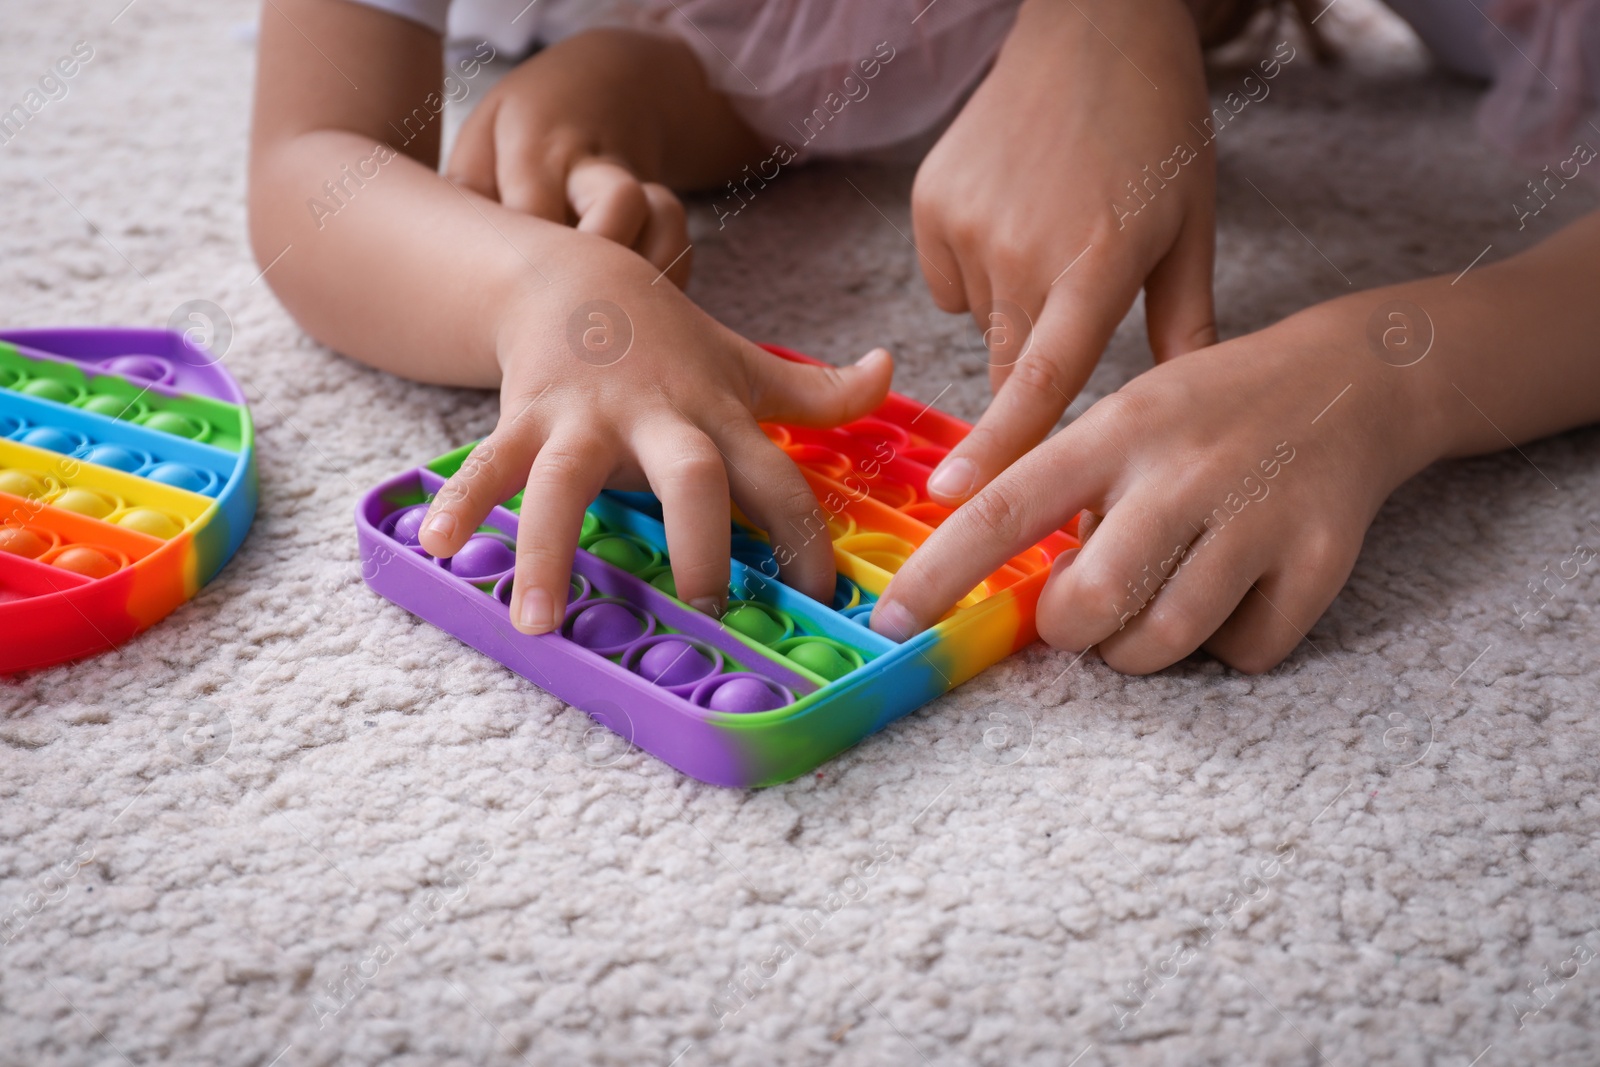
[723,603,788,645]
[589,535,651,573]
[81,394,138,419]
[784,640,856,682]
[20,378,78,403]
[145,411,203,439]
[649,569,678,597]
[581,512,601,541]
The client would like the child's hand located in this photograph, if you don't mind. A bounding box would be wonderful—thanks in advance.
[911,0,1217,506]
[871,297,1434,674]
[416,233,893,633]
[448,29,765,289]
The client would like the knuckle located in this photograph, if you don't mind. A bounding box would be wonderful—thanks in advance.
[529,443,591,484]
[644,183,687,225]
[1138,603,1202,662]
[1068,566,1127,623]
[656,443,723,494]
[1005,355,1063,397]
[963,481,1027,546]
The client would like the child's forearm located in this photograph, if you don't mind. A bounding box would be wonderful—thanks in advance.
[250,126,563,388]
[1309,210,1600,475]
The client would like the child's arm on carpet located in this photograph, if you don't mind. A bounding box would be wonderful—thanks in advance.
[247,0,893,629]
[871,209,1600,673]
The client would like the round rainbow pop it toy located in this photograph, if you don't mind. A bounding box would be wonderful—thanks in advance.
[0,328,256,673]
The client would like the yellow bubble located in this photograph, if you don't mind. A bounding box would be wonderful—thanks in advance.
[0,470,49,499]
[51,488,117,519]
[116,508,184,539]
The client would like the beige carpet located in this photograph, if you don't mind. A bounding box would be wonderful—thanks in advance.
[3,1,1599,1064]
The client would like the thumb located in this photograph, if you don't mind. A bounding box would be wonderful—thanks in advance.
[746,346,894,428]
[1143,212,1218,362]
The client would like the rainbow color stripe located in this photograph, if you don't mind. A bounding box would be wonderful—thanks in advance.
[357,346,1076,787]
[0,329,256,673]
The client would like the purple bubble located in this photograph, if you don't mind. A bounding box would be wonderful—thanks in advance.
[570,602,647,651]
[636,639,716,687]
[706,676,790,713]
[450,534,515,581]
[388,506,429,546]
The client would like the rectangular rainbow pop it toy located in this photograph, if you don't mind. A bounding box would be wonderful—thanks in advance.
[356,347,1077,787]
[0,328,257,673]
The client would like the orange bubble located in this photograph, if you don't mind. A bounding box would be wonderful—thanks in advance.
[0,526,51,559]
[50,545,123,579]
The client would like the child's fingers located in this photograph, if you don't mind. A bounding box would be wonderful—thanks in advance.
[1088,522,1266,675]
[908,190,973,313]
[716,423,837,604]
[632,420,731,616]
[1202,538,1359,674]
[871,429,1112,640]
[490,112,572,221]
[1030,489,1207,653]
[445,95,502,201]
[569,159,651,247]
[924,290,1114,505]
[509,431,613,634]
[635,183,692,288]
[420,421,545,559]
[1143,210,1219,362]
[745,346,894,428]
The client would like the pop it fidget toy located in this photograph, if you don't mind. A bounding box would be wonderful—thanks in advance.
[357,346,1078,787]
[0,329,256,672]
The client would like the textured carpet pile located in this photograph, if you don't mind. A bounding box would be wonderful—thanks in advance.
[1,2,1598,1064]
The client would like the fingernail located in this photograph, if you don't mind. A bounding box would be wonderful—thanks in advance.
[423,511,456,541]
[856,347,887,365]
[871,599,916,642]
[516,587,555,633]
[689,596,725,619]
[926,458,976,501]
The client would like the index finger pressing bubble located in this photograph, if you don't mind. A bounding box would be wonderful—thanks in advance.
[872,422,1112,640]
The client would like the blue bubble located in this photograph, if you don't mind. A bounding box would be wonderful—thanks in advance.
[80,443,147,472]
[145,462,209,494]
[18,426,81,454]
